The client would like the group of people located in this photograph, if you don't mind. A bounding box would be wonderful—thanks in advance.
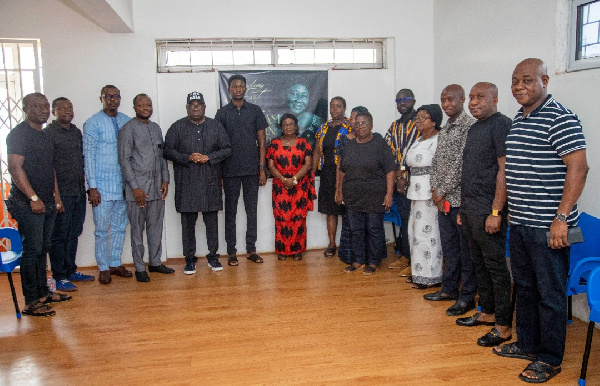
[5,75,270,316]
[379,58,585,384]
[6,57,588,384]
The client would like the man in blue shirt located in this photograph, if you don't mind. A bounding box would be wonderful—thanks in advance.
[83,85,131,284]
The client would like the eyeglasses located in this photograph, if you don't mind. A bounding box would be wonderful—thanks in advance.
[414,115,431,122]
[281,123,297,128]
[395,97,414,104]
[354,121,371,128]
[102,94,121,100]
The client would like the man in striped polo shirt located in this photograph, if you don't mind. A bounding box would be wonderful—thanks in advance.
[495,58,588,384]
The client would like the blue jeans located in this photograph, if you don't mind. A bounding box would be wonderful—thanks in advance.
[92,199,128,271]
[346,208,385,267]
[510,224,570,367]
[393,192,411,260]
[49,194,86,280]
[439,207,477,302]
[7,199,56,304]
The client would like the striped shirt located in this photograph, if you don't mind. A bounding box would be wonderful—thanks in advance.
[384,112,420,168]
[505,95,586,228]
[83,110,131,200]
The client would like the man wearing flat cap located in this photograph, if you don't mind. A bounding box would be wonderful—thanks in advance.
[164,92,232,274]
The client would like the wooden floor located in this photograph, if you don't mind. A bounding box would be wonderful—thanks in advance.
[0,247,597,385]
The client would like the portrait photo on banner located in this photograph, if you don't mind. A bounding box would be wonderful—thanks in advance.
[218,70,329,148]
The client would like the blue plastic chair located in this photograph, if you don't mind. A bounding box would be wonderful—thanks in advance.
[0,227,23,318]
[578,266,600,386]
[567,212,600,324]
[384,199,402,254]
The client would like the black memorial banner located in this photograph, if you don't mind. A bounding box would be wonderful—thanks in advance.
[218,70,328,148]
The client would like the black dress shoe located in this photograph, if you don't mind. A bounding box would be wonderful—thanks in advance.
[456,312,496,327]
[477,328,512,347]
[135,271,150,282]
[149,264,175,274]
[446,300,476,316]
[424,290,459,301]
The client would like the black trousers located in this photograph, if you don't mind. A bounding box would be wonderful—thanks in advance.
[461,212,511,326]
[439,207,477,303]
[393,192,411,260]
[223,175,259,256]
[8,199,56,304]
[180,211,218,261]
[510,225,570,366]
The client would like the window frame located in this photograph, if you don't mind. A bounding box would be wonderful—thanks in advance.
[568,0,600,72]
[0,38,43,230]
[156,38,386,73]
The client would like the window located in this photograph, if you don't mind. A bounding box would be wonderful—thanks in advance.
[0,39,43,229]
[156,39,385,72]
[569,0,600,71]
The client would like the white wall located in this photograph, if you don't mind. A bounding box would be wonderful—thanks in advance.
[433,0,599,217]
[432,0,600,321]
[0,0,435,265]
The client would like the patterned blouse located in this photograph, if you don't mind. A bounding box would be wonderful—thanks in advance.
[430,111,476,208]
[315,118,351,170]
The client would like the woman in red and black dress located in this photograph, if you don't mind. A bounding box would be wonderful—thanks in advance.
[267,113,316,261]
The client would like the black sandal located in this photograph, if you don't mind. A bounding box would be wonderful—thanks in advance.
[228,255,239,266]
[43,293,72,303]
[344,263,364,273]
[324,246,336,257]
[22,302,56,317]
[518,361,561,383]
[278,255,287,261]
[247,253,264,263]
[493,342,536,361]
[293,253,302,261]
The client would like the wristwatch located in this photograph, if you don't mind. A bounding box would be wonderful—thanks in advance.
[292,176,298,185]
[554,213,567,222]
[30,195,39,202]
[259,165,266,171]
[491,209,500,217]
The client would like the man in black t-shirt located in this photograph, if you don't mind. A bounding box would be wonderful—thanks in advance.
[456,83,512,348]
[6,92,68,317]
[215,74,268,266]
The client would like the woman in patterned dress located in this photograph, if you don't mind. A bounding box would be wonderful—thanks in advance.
[405,104,444,289]
[267,113,316,260]
[312,97,351,258]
